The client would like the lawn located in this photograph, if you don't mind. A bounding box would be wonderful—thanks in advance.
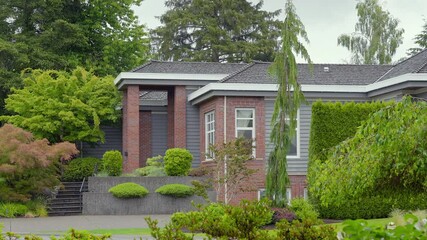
[328,217,392,232]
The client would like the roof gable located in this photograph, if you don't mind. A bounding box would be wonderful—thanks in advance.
[377,48,427,81]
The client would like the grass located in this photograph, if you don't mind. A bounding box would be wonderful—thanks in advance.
[328,217,392,232]
[87,228,152,235]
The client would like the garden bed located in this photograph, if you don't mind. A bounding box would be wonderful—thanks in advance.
[83,176,215,215]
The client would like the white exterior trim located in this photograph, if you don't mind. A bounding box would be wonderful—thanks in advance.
[114,72,229,85]
[187,73,427,101]
[235,108,256,156]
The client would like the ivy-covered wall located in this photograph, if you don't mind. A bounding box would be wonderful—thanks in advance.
[308,101,388,163]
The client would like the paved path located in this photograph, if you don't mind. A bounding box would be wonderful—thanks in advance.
[0,215,172,240]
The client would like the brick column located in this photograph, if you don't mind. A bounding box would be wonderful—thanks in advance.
[140,111,152,166]
[167,89,174,148]
[123,85,140,172]
[174,86,187,148]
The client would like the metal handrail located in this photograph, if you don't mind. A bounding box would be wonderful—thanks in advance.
[79,177,86,193]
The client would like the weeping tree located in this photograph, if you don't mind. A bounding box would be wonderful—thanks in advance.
[266,0,312,207]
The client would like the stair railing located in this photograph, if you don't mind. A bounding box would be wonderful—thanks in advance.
[79,177,86,212]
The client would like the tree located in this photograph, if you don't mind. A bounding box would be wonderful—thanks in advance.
[209,138,256,204]
[407,19,427,56]
[337,0,404,64]
[0,0,149,114]
[152,0,282,62]
[266,0,312,207]
[0,68,121,143]
[0,124,78,202]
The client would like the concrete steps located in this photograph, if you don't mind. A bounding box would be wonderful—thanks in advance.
[47,181,88,216]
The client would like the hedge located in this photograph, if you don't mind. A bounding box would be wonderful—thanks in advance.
[108,182,149,198]
[155,184,194,198]
[62,157,102,181]
[164,148,193,176]
[308,100,388,163]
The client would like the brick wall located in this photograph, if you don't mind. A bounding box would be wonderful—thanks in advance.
[174,86,187,148]
[122,86,140,172]
[289,175,307,199]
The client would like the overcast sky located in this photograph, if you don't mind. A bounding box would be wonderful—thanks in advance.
[133,0,427,64]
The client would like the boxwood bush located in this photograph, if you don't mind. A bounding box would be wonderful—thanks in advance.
[155,184,194,197]
[102,150,122,176]
[164,148,193,176]
[108,182,149,198]
[62,157,102,181]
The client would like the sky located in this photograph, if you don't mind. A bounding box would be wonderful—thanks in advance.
[133,0,427,64]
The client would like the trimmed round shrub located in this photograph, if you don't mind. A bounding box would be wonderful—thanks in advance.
[108,182,149,198]
[102,150,123,176]
[163,148,193,176]
[155,184,194,197]
[62,157,102,181]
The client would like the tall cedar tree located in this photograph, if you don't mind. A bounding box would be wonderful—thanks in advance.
[0,124,78,202]
[338,0,404,64]
[152,0,282,62]
[0,68,121,143]
[266,0,312,207]
[407,19,427,56]
[0,0,148,115]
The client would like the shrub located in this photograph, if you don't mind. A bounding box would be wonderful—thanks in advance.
[155,184,194,198]
[62,157,102,181]
[102,150,122,176]
[289,198,319,223]
[25,199,48,217]
[188,166,209,177]
[271,208,297,224]
[276,219,336,240]
[134,155,166,177]
[163,148,193,176]
[0,202,28,217]
[108,182,149,198]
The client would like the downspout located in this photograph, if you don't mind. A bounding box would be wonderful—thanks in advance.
[224,96,228,204]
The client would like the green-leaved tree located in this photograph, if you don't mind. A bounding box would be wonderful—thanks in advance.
[407,19,427,56]
[266,0,312,207]
[338,0,404,64]
[0,68,121,143]
[152,0,282,62]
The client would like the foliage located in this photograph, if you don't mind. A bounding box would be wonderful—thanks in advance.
[407,19,427,56]
[289,198,320,223]
[163,148,193,176]
[62,157,102,182]
[271,207,297,224]
[102,150,122,176]
[166,199,273,240]
[108,182,149,199]
[0,124,78,202]
[0,202,28,217]
[50,229,111,240]
[316,189,427,220]
[311,97,427,218]
[134,155,165,177]
[145,217,192,240]
[308,100,388,164]
[340,214,427,239]
[190,180,211,202]
[25,199,48,217]
[338,0,404,64]
[1,68,121,143]
[188,166,209,177]
[152,0,281,62]
[155,184,194,198]
[209,138,256,204]
[276,219,336,240]
[266,0,312,208]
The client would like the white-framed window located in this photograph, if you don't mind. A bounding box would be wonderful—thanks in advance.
[303,187,308,200]
[285,110,300,158]
[205,111,215,160]
[235,108,255,155]
[258,188,266,200]
[286,188,292,205]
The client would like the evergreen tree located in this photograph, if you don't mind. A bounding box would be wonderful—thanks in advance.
[338,0,404,64]
[266,0,312,207]
[407,19,427,56]
[152,0,282,62]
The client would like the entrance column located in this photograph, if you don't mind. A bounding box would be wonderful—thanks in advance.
[174,86,187,148]
[122,85,140,172]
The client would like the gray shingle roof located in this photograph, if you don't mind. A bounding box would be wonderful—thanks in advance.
[377,48,427,81]
[132,60,249,74]
[222,62,392,85]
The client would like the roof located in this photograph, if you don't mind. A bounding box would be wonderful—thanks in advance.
[378,49,427,81]
[222,62,392,85]
[132,60,249,75]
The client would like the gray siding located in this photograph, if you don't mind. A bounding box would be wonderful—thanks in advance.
[186,88,201,168]
[152,113,168,156]
[80,125,122,159]
[265,99,311,175]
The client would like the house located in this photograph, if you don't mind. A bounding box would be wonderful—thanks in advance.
[110,49,427,203]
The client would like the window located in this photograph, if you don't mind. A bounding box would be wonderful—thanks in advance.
[303,187,308,200]
[286,188,292,205]
[205,111,215,159]
[258,189,266,200]
[285,111,300,158]
[235,108,255,155]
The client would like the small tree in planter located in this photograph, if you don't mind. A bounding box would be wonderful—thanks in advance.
[208,138,257,204]
[102,150,122,176]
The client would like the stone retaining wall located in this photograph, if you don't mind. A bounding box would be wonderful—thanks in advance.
[83,176,215,215]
